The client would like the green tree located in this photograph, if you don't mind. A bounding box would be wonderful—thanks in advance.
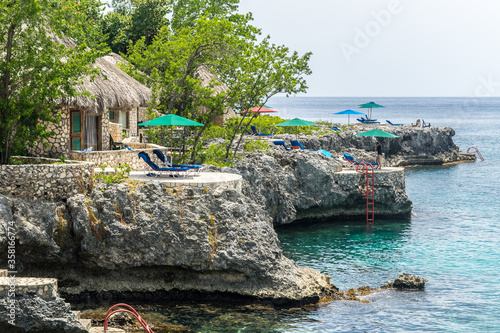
[0,0,109,164]
[169,0,239,31]
[123,1,311,162]
[126,16,255,162]
[102,0,170,54]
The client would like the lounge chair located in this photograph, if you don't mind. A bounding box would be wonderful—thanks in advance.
[241,127,254,135]
[411,119,421,127]
[357,118,380,124]
[290,140,331,157]
[152,149,202,173]
[290,140,314,151]
[422,119,431,128]
[343,153,378,168]
[333,126,341,132]
[250,125,274,136]
[76,147,92,153]
[138,151,190,177]
[110,134,124,150]
[273,140,292,151]
[386,120,403,126]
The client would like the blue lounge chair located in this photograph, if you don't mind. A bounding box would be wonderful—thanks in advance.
[290,140,331,157]
[273,140,292,151]
[333,126,341,132]
[152,149,202,172]
[343,153,378,168]
[358,118,380,124]
[241,127,254,135]
[138,151,190,177]
[290,140,314,151]
[386,120,403,126]
[250,125,274,136]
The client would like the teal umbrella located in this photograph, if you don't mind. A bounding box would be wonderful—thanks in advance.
[355,128,399,138]
[359,102,384,120]
[275,118,318,139]
[334,109,364,125]
[138,114,204,160]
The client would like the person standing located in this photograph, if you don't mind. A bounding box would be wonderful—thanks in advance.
[375,142,382,169]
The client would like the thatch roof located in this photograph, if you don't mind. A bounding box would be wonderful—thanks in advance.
[56,34,151,115]
[195,65,228,94]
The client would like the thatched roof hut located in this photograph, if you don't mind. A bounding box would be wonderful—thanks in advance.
[53,35,151,115]
[195,65,237,124]
[60,53,151,115]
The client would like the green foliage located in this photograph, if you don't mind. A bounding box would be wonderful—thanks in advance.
[59,155,66,163]
[244,139,271,153]
[94,163,132,184]
[198,143,234,167]
[101,0,170,54]
[0,0,109,164]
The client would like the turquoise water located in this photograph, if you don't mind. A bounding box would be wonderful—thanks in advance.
[272,97,500,332]
[90,98,500,332]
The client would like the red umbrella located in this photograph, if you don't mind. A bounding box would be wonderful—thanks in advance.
[240,105,278,132]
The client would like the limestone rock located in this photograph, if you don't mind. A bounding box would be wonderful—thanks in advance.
[390,273,428,290]
[0,295,87,333]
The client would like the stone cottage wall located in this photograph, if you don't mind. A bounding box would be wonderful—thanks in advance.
[28,107,71,158]
[108,122,123,146]
[0,157,94,201]
[101,116,110,151]
[129,107,138,137]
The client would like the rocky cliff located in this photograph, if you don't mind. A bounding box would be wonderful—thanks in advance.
[0,147,413,306]
[2,125,460,306]
[283,125,464,166]
[213,150,411,225]
[0,175,339,306]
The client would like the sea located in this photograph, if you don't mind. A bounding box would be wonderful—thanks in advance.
[92,97,500,332]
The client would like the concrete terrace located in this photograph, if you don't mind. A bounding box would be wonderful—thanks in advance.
[129,171,243,191]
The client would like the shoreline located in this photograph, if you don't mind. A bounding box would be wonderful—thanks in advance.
[0,125,476,331]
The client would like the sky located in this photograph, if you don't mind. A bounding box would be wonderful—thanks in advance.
[238,0,500,97]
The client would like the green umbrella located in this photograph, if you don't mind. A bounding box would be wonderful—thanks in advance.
[138,114,204,161]
[359,102,384,120]
[275,118,318,139]
[355,128,399,138]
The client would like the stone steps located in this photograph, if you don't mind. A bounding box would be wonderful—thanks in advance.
[0,276,58,299]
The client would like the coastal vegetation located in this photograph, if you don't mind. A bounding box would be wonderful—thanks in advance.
[0,0,109,164]
[0,0,313,166]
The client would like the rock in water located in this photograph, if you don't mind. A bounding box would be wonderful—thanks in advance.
[392,273,428,290]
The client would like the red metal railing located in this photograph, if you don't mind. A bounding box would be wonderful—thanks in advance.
[467,146,484,161]
[104,303,154,333]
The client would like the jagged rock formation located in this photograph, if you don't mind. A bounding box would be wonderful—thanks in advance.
[0,170,341,305]
[2,125,465,306]
[212,150,412,225]
[279,125,467,166]
[382,273,429,290]
[0,295,87,333]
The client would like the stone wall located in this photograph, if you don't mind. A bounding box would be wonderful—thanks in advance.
[129,107,138,137]
[69,145,169,170]
[29,107,71,158]
[0,157,93,201]
[108,122,123,145]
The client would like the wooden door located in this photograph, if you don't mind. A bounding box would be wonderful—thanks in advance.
[70,110,83,150]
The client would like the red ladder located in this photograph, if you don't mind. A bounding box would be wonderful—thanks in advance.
[466,146,484,161]
[356,163,375,225]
